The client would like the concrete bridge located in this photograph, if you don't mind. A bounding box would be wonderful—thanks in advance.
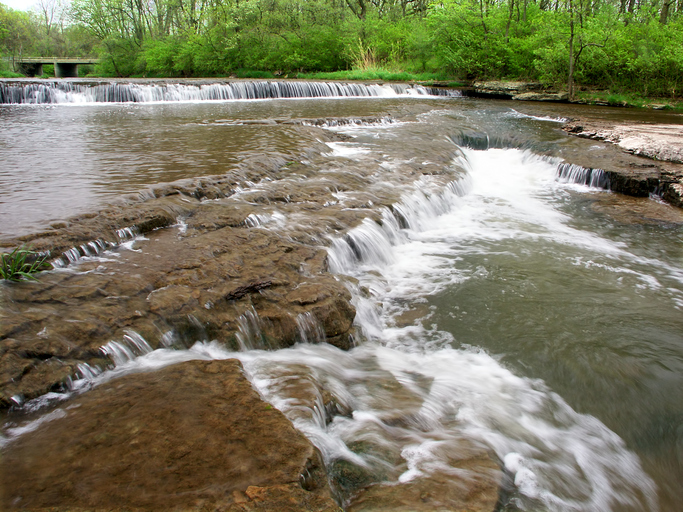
[17,57,101,78]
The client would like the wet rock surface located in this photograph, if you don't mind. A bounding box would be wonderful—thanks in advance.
[589,193,683,225]
[0,116,463,408]
[346,456,500,512]
[247,355,502,512]
[0,359,340,511]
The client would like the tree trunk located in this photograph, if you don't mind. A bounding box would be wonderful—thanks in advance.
[568,0,575,100]
[505,0,515,42]
[660,0,672,23]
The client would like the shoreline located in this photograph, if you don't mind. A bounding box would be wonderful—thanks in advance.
[562,117,683,207]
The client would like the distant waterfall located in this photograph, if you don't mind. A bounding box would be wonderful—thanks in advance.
[0,80,462,104]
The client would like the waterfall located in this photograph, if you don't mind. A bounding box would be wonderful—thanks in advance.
[100,330,154,366]
[51,239,109,268]
[327,176,472,274]
[235,307,269,351]
[556,162,610,189]
[0,80,462,105]
[296,312,327,344]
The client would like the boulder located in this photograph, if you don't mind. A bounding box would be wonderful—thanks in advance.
[0,359,340,512]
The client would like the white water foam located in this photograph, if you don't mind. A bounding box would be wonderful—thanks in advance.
[318,146,661,510]
[506,108,569,123]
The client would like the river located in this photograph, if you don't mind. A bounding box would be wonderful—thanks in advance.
[1,80,682,511]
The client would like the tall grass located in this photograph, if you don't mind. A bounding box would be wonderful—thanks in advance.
[0,247,51,281]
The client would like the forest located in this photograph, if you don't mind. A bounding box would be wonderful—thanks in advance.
[1,0,682,99]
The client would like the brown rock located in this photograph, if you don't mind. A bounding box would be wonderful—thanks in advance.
[347,454,501,512]
[0,359,340,512]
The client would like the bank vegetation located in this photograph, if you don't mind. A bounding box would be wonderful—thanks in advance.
[1,0,682,100]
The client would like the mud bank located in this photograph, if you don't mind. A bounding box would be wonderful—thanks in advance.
[563,118,683,207]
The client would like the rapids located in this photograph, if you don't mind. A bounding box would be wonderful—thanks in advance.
[1,87,682,511]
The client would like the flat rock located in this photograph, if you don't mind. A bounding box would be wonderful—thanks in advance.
[473,81,543,97]
[0,359,340,512]
[347,452,501,512]
[513,91,568,102]
[564,120,683,164]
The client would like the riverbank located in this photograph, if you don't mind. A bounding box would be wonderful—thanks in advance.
[562,117,683,207]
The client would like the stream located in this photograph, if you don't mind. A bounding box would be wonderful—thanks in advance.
[1,81,682,511]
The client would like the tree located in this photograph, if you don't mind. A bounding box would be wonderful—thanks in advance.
[0,4,33,63]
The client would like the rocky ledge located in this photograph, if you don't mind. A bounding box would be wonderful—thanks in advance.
[564,119,683,207]
[0,119,462,406]
[0,359,502,512]
[472,81,568,102]
[0,360,341,512]
[0,114,502,512]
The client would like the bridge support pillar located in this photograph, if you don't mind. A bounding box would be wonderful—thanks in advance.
[18,62,43,77]
[55,62,78,78]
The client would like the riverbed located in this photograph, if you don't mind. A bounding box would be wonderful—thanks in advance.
[1,81,682,511]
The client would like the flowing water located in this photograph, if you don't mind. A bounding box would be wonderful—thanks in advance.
[1,80,682,511]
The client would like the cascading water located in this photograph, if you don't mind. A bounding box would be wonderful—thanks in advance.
[34,146,660,512]
[3,98,681,511]
[307,147,661,511]
[235,307,269,351]
[556,162,610,189]
[0,80,461,104]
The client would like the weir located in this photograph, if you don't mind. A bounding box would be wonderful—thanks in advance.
[0,80,461,104]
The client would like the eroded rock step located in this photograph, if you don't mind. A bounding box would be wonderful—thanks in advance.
[0,359,340,512]
[0,119,461,409]
[1,358,502,512]
[563,119,683,207]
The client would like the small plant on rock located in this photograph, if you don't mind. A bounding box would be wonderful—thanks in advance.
[0,247,50,281]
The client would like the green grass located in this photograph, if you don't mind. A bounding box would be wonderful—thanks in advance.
[231,69,277,79]
[295,68,456,83]
[0,70,24,78]
[0,247,51,281]
[576,90,682,110]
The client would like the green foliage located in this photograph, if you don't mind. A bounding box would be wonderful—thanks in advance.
[232,69,276,79]
[0,69,24,77]
[5,0,677,103]
[0,247,50,282]
[297,69,452,82]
